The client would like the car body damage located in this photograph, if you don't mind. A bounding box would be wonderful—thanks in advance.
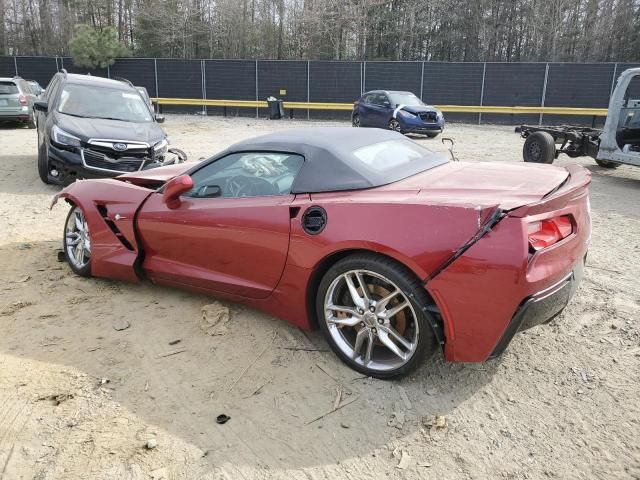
[427,164,590,361]
[51,179,154,282]
[52,128,591,374]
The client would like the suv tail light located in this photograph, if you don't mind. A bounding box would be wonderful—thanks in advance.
[528,215,573,251]
[18,94,28,106]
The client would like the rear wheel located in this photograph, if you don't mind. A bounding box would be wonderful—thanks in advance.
[595,159,620,169]
[63,205,92,277]
[26,113,36,129]
[352,114,360,128]
[316,253,438,379]
[426,132,439,138]
[388,118,403,134]
[523,132,556,164]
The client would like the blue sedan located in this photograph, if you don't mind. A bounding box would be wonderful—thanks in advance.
[352,90,444,137]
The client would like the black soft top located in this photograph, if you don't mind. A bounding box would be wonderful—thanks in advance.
[225,127,448,193]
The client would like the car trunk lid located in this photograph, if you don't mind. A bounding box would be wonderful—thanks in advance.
[390,161,571,210]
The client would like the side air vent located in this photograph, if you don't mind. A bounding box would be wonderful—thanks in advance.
[96,204,135,251]
[301,206,327,235]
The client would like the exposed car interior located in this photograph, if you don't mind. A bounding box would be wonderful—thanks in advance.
[186,152,305,198]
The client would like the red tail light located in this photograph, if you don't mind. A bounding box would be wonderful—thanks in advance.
[527,215,573,251]
[18,95,28,106]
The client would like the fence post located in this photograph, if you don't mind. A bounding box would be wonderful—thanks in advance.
[362,61,366,95]
[107,64,110,78]
[539,63,549,125]
[420,61,425,101]
[13,56,18,76]
[610,63,618,98]
[201,59,207,116]
[478,62,486,125]
[255,60,259,119]
[153,58,159,98]
[61,57,64,69]
[307,60,310,120]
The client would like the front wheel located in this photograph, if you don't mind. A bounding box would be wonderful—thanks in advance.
[523,131,556,164]
[352,114,360,128]
[37,136,51,184]
[63,205,92,277]
[316,253,438,379]
[426,132,439,138]
[595,159,619,169]
[388,118,403,134]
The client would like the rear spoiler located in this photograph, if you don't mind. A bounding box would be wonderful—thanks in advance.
[508,164,591,217]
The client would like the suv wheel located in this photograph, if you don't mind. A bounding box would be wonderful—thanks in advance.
[37,135,51,184]
[27,113,36,129]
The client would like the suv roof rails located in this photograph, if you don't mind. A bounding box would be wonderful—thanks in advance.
[112,76,134,87]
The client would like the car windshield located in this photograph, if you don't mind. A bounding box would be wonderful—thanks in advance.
[58,83,152,122]
[0,82,19,95]
[388,92,424,107]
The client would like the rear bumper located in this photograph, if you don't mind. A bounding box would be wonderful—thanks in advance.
[0,114,30,121]
[489,258,584,357]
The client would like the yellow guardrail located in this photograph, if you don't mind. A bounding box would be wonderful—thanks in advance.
[153,97,608,116]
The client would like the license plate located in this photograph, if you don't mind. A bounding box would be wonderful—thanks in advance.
[0,99,8,106]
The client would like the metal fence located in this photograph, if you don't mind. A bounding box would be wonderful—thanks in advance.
[2,56,638,125]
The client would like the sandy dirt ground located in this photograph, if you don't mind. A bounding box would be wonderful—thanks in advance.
[0,116,639,480]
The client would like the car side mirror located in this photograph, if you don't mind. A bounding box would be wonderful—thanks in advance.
[163,175,193,209]
[155,114,165,123]
[34,101,48,112]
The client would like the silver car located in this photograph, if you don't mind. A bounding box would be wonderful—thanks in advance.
[0,76,37,128]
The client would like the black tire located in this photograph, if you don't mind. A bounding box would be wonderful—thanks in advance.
[316,253,439,379]
[37,135,51,184]
[388,118,403,134]
[523,131,556,164]
[26,114,36,129]
[63,204,92,277]
[426,132,439,138]
[595,159,620,169]
[352,114,360,128]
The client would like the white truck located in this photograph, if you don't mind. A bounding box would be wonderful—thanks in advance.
[517,68,640,169]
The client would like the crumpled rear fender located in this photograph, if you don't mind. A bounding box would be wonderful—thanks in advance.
[51,179,153,282]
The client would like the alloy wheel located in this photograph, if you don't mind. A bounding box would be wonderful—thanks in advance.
[65,206,91,270]
[389,119,402,132]
[323,269,419,372]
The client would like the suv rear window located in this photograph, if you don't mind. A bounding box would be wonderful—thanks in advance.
[0,82,18,94]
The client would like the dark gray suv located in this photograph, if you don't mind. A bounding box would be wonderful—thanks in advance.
[34,71,175,185]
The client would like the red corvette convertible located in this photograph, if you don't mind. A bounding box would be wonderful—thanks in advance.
[52,128,590,378]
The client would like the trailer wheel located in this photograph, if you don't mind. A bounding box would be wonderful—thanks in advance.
[523,132,556,164]
[595,159,619,169]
